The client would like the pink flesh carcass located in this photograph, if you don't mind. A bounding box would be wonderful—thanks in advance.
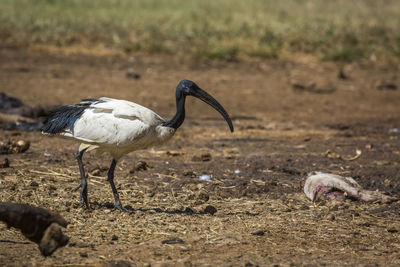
[304,172,398,204]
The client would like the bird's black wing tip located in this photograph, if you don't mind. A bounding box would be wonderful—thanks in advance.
[41,104,91,134]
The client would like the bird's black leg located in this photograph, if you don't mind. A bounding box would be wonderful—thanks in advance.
[107,159,129,212]
[76,148,90,209]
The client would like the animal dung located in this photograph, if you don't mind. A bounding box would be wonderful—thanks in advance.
[304,172,398,204]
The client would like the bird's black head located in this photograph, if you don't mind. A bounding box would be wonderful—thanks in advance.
[176,79,200,96]
[175,79,234,132]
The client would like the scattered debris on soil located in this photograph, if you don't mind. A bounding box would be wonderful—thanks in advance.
[0,92,23,110]
[304,172,399,205]
[0,203,69,256]
[126,68,141,80]
[251,230,265,236]
[376,76,398,91]
[129,160,150,173]
[161,237,184,244]
[0,157,10,168]
[289,66,336,94]
[377,83,398,91]
[203,205,217,215]
[338,64,353,80]
[0,140,30,154]
[324,148,362,161]
[199,174,212,182]
[1,49,400,266]
[0,92,47,131]
[192,152,212,162]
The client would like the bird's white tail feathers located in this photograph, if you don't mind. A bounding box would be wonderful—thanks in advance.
[79,143,99,153]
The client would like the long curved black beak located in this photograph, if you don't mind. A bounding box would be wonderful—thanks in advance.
[191,87,234,132]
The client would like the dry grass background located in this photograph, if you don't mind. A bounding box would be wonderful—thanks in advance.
[1,0,400,61]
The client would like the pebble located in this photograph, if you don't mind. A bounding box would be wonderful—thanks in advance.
[183,170,196,177]
[80,252,88,258]
[199,174,211,182]
[0,158,10,168]
[324,213,335,221]
[192,153,212,162]
[203,205,217,215]
[126,68,141,80]
[196,191,210,202]
[161,237,184,244]
[130,161,149,173]
[387,227,398,233]
[251,230,265,236]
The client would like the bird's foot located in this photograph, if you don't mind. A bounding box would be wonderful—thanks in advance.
[80,200,91,210]
[114,203,131,213]
[77,185,90,210]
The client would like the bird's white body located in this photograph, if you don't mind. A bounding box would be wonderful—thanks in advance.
[42,80,233,211]
[56,98,176,159]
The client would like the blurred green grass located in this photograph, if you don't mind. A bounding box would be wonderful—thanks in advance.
[1,0,400,62]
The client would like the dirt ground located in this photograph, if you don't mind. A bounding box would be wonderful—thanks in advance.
[0,47,400,266]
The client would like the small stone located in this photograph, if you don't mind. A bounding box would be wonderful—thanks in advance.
[48,185,57,191]
[251,230,265,236]
[130,161,149,173]
[199,174,211,182]
[161,237,184,244]
[299,205,309,210]
[126,68,141,80]
[324,213,335,221]
[203,205,217,215]
[13,140,30,153]
[183,171,196,177]
[196,191,210,202]
[166,151,183,157]
[0,158,10,168]
[377,83,397,91]
[192,153,212,162]
[201,153,212,162]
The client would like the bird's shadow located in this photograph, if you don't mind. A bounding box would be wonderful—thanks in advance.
[91,201,215,215]
[0,239,31,245]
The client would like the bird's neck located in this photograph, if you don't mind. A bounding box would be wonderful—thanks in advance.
[163,95,186,129]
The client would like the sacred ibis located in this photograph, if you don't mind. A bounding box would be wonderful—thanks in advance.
[42,80,234,212]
